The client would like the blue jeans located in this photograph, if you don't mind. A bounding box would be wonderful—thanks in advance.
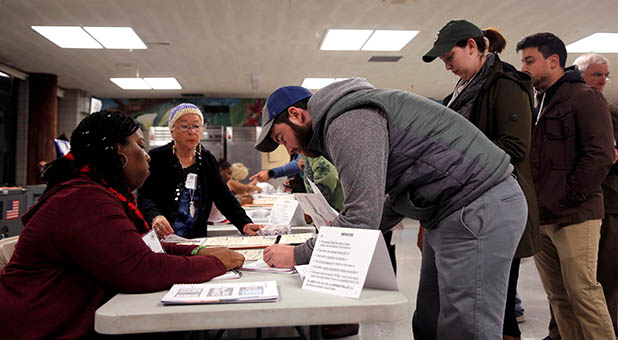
[412,176,526,340]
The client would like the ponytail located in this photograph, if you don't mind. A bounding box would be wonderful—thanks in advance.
[454,27,507,55]
[483,28,506,54]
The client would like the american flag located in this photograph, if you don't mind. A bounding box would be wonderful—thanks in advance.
[6,200,19,220]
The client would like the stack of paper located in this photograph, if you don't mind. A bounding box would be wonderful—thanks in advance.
[241,259,295,274]
[211,269,242,281]
[200,233,315,249]
[201,235,278,249]
[161,280,279,305]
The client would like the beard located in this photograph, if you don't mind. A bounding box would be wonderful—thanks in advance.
[531,72,550,92]
[288,122,321,158]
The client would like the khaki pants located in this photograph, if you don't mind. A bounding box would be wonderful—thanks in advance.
[534,220,616,340]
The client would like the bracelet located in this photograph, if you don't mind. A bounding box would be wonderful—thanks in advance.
[191,245,207,256]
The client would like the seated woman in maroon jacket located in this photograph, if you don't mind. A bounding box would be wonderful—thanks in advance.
[0,111,244,340]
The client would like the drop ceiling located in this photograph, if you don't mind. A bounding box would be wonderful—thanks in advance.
[1,0,617,103]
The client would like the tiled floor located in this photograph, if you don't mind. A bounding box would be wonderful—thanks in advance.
[389,218,551,340]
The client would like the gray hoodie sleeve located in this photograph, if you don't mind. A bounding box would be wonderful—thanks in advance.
[293,107,389,265]
[326,107,389,229]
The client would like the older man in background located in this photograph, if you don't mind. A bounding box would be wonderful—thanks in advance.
[573,53,618,337]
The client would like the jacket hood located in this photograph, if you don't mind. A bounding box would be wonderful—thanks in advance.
[554,65,586,87]
[308,78,375,130]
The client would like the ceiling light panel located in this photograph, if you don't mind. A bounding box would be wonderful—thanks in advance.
[144,77,182,90]
[84,27,147,49]
[301,78,336,89]
[361,30,419,51]
[566,33,618,53]
[31,26,103,49]
[0,71,9,78]
[110,78,151,90]
[320,29,373,51]
[301,78,354,89]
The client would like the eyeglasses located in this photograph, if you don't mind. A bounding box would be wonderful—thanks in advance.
[590,72,612,83]
[175,124,203,132]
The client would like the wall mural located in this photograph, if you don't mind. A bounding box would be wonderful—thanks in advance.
[100,97,265,130]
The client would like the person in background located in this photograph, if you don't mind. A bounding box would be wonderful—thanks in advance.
[218,160,260,205]
[250,153,305,192]
[138,103,262,239]
[256,81,526,340]
[227,162,262,195]
[517,33,615,340]
[0,111,244,339]
[572,53,618,337]
[422,19,539,340]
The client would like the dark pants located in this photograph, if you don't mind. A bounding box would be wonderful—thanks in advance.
[503,258,522,337]
[599,214,618,336]
[383,229,397,274]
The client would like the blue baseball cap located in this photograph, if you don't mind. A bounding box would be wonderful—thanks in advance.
[255,86,312,152]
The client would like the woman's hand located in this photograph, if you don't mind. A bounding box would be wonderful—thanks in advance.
[243,223,263,235]
[152,215,174,238]
[198,247,245,270]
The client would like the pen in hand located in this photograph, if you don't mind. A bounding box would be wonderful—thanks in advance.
[274,235,282,244]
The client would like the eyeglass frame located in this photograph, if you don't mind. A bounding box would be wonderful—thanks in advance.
[590,72,612,83]
[174,123,204,132]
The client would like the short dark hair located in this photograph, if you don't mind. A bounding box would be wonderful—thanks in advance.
[516,32,567,69]
[218,159,231,170]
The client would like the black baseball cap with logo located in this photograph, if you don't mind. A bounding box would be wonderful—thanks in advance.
[422,19,484,63]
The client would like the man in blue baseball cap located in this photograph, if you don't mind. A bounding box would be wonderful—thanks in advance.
[255,86,313,154]
[256,78,527,340]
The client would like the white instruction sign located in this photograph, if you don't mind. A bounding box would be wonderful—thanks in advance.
[302,227,397,298]
[267,199,306,226]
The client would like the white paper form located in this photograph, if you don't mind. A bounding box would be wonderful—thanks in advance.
[294,179,338,229]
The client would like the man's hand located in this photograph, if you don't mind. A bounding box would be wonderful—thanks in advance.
[417,226,424,252]
[152,215,174,239]
[243,223,263,235]
[263,244,296,268]
[198,247,245,270]
[250,170,270,182]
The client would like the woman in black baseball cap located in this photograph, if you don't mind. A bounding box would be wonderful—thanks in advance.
[421,20,540,340]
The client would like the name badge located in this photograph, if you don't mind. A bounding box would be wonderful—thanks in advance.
[142,229,166,253]
[185,173,197,190]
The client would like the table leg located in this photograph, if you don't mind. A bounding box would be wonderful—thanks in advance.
[309,325,321,340]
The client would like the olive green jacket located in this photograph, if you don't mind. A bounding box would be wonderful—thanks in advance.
[444,56,540,258]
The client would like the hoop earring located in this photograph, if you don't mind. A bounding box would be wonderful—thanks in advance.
[118,153,128,168]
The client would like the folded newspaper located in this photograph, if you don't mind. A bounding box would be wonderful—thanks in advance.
[161,280,279,305]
